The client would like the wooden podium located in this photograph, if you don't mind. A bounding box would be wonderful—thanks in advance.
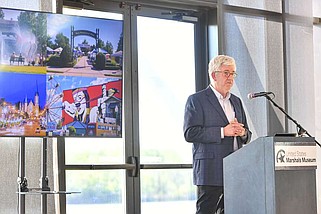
[223,136,317,214]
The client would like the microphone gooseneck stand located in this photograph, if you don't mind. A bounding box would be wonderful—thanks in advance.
[264,94,321,148]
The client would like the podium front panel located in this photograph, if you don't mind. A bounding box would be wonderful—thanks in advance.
[223,137,317,214]
[223,137,274,214]
[275,170,317,214]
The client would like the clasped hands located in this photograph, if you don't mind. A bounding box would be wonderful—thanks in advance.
[224,118,246,137]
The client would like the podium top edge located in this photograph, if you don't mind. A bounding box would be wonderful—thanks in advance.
[264,136,315,142]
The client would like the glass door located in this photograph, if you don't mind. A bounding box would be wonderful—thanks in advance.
[61,3,201,214]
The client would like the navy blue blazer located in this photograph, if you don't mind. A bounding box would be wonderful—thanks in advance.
[184,86,251,186]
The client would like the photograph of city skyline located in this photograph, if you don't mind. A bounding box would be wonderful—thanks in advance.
[0,71,46,136]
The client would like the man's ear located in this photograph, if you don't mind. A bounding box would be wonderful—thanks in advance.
[211,72,217,81]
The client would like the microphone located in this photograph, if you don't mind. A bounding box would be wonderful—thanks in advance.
[247,91,273,100]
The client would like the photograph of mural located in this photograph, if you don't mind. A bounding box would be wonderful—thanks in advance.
[46,75,122,137]
[46,13,123,77]
[0,71,47,136]
[0,7,123,137]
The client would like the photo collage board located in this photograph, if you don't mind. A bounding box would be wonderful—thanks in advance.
[0,8,123,137]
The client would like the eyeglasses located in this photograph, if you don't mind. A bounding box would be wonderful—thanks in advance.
[215,70,237,78]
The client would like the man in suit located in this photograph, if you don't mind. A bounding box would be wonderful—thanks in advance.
[183,55,252,214]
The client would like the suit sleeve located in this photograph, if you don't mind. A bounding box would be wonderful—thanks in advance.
[183,95,223,144]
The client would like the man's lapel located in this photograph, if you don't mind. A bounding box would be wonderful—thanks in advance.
[205,87,229,124]
[229,96,241,122]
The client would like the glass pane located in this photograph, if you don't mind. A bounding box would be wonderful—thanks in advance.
[137,16,196,213]
[137,16,195,164]
[314,10,321,214]
[66,170,125,214]
[63,8,123,20]
[313,0,321,17]
[62,8,124,164]
[223,0,281,13]
[63,8,125,213]
[141,169,196,214]
[65,138,124,164]
[286,20,314,133]
[0,0,40,11]
[284,0,313,17]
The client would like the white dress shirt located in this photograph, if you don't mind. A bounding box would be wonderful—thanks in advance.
[210,85,238,150]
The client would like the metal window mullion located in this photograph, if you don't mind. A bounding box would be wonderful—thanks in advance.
[140,164,192,169]
[65,164,136,170]
[123,3,141,214]
[64,163,192,170]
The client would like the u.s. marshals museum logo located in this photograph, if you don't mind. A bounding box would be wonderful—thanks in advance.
[274,145,317,169]
[276,149,286,163]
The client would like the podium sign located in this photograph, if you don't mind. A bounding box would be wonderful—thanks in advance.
[275,142,317,170]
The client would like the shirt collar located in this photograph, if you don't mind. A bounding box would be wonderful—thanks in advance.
[209,84,231,101]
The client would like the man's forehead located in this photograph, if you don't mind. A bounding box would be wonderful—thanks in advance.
[219,64,236,70]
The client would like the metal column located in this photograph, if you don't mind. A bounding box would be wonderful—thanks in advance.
[18,137,27,214]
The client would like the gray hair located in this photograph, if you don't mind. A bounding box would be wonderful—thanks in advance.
[208,55,236,81]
